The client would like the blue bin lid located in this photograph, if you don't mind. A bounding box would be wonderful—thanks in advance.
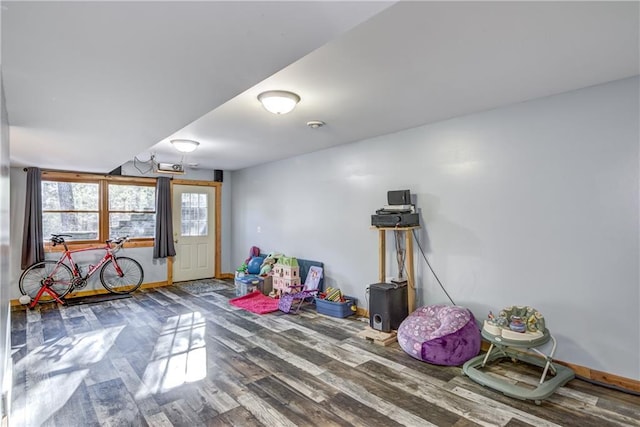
[237,275,262,284]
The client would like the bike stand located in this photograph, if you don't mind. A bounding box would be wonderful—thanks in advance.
[29,285,66,309]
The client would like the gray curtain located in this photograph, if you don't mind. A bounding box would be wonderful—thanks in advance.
[153,177,176,258]
[21,167,44,268]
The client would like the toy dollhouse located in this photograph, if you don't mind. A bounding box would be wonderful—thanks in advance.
[272,256,300,294]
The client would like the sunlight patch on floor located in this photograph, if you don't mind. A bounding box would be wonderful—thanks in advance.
[11,326,124,426]
[12,369,89,426]
[136,311,207,399]
[14,325,124,375]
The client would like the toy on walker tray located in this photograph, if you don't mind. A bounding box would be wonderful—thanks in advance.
[483,306,545,341]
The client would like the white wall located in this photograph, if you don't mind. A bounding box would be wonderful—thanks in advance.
[231,77,640,380]
[0,72,13,422]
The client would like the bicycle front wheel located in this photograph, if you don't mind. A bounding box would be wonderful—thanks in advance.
[100,257,144,294]
[19,260,74,303]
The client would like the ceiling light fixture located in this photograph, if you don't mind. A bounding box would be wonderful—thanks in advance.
[257,90,300,114]
[170,139,200,153]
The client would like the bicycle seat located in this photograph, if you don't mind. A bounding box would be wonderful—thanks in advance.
[50,234,72,245]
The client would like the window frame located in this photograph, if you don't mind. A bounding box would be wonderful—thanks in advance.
[42,171,157,251]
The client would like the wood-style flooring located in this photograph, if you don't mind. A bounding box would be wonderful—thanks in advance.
[10,279,640,426]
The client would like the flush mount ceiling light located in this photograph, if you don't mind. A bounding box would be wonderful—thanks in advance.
[257,90,300,114]
[170,139,200,153]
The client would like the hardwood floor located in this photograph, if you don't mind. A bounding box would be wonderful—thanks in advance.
[10,279,640,426]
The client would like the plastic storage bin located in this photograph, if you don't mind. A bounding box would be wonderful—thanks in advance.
[235,274,263,296]
[315,296,357,318]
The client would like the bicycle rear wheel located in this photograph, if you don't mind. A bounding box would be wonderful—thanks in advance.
[19,261,74,303]
[100,256,144,294]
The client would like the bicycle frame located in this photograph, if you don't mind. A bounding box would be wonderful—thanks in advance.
[56,241,124,281]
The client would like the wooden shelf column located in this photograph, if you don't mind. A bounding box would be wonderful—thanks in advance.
[375,226,419,313]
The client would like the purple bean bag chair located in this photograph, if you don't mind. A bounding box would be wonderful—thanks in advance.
[398,305,481,366]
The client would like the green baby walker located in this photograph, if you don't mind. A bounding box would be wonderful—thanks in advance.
[463,306,575,405]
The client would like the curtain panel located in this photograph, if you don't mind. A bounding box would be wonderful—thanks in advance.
[153,177,176,258]
[21,167,44,269]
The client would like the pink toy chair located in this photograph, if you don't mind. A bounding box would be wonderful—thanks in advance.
[278,266,323,314]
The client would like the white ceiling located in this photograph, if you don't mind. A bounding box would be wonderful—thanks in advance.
[1,1,392,172]
[3,1,639,173]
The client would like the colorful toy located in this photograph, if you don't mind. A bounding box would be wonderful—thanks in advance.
[245,246,260,264]
[509,316,526,332]
[324,287,343,302]
[247,256,265,275]
[237,246,262,274]
[259,252,282,276]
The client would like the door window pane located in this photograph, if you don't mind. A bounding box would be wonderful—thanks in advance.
[181,193,208,236]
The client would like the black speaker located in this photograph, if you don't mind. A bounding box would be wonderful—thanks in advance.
[213,169,223,182]
[369,282,408,332]
[387,189,410,205]
[108,166,122,175]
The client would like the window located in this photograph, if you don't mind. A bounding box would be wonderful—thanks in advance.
[109,184,156,238]
[181,193,208,236]
[42,181,100,241]
[42,172,156,246]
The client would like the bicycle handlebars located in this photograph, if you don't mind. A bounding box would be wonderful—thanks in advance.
[107,236,130,251]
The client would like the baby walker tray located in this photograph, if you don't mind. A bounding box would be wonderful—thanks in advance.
[462,306,575,404]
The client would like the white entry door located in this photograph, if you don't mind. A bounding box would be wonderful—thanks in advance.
[172,184,216,282]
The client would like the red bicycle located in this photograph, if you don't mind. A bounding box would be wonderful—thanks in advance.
[19,234,144,307]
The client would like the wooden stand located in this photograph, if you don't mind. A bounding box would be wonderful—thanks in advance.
[374,226,418,313]
[357,327,398,346]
